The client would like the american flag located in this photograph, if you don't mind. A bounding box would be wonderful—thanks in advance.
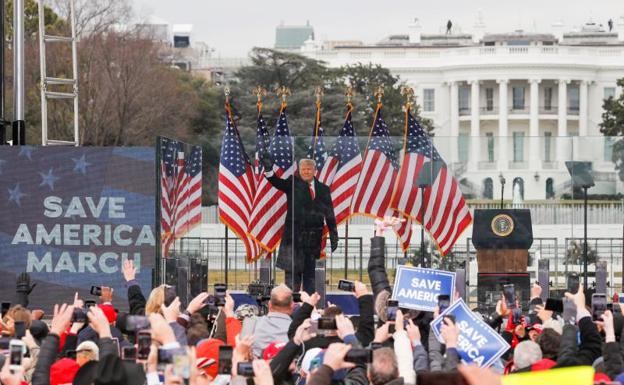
[248,108,295,252]
[218,111,261,262]
[350,105,412,249]
[307,107,330,183]
[321,108,362,226]
[390,110,472,255]
[351,106,399,218]
[160,137,202,257]
[254,112,270,185]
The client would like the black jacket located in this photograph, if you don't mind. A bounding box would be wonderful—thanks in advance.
[556,316,602,367]
[368,236,392,300]
[127,283,147,315]
[603,341,623,379]
[287,295,375,347]
[266,174,337,271]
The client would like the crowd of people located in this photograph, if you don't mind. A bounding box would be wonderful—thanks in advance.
[0,220,621,385]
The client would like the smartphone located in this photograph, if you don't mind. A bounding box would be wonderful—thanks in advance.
[90,286,102,296]
[592,293,608,321]
[9,340,24,370]
[84,300,96,309]
[122,346,137,361]
[71,308,88,323]
[292,292,302,303]
[437,295,451,313]
[1,302,10,318]
[14,321,26,339]
[215,283,227,307]
[111,338,120,356]
[567,273,580,295]
[137,330,151,361]
[338,280,355,292]
[503,284,516,308]
[317,317,337,330]
[237,361,254,377]
[545,298,564,313]
[386,300,399,322]
[218,346,233,375]
[345,348,373,364]
[164,286,177,307]
[127,315,150,332]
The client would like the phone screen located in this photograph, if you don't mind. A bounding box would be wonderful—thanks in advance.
[14,322,26,339]
[215,284,227,306]
[592,294,608,321]
[386,300,399,322]
[567,274,580,295]
[545,298,564,313]
[503,284,516,307]
[338,280,355,292]
[137,331,151,360]
[122,346,137,361]
[9,343,22,366]
[218,346,233,374]
[437,295,450,312]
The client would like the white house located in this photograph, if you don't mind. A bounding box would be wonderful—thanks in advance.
[300,19,624,200]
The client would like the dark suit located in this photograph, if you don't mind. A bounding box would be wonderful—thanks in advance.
[266,174,337,293]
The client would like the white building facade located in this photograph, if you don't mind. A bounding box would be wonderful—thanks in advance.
[300,22,624,200]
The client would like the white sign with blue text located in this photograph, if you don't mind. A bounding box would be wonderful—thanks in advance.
[391,266,455,312]
[430,299,510,367]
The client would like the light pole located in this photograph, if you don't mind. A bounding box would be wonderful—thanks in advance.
[565,161,595,289]
[498,173,506,210]
[415,160,444,267]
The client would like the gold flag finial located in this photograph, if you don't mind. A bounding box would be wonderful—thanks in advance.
[276,86,292,104]
[314,86,324,104]
[224,85,231,104]
[374,86,384,104]
[400,86,415,109]
[345,86,354,104]
[252,86,267,103]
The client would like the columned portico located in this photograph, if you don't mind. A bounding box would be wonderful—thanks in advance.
[449,81,459,161]
[529,78,541,169]
[497,79,509,170]
[469,80,480,170]
[557,79,570,164]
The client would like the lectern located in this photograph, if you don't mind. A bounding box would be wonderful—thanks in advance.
[472,209,533,312]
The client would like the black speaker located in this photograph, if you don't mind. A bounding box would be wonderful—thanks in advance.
[455,268,466,301]
[472,209,533,249]
[538,259,549,301]
[260,259,271,285]
[315,259,326,309]
[596,261,607,294]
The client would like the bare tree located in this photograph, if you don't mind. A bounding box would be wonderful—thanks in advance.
[52,0,131,37]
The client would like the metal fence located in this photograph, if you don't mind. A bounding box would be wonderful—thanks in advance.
[167,236,624,308]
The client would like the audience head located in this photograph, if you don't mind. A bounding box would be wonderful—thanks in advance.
[145,284,175,316]
[368,347,399,385]
[375,290,392,323]
[76,340,99,366]
[537,328,561,360]
[2,304,31,336]
[269,284,293,314]
[513,340,543,370]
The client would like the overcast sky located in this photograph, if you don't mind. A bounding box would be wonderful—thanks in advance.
[133,0,623,57]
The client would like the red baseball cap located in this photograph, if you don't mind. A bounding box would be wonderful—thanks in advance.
[98,304,117,324]
[50,358,80,385]
[263,341,287,360]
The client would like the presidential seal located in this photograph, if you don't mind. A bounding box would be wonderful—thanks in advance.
[491,214,514,237]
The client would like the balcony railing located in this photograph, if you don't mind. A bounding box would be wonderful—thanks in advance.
[509,160,528,169]
[539,106,558,114]
[567,107,580,115]
[509,106,529,114]
[480,106,498,114]
[459,107,471,116]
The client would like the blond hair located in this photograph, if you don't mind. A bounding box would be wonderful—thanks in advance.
[145,285,167,316]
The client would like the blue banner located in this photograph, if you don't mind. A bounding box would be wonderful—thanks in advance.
[0,147,155,312]
[430,299,510,367]
[391,266,455,312]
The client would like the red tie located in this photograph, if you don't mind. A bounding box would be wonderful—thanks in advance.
[309,183,315,200]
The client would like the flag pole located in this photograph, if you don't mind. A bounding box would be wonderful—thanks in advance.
[155,136,163,287]
[344,86,354,278]
[224,86,231,286]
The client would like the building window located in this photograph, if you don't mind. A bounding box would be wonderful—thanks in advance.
[544,87,553,111]
[604,136,616,161]
[568,85,580,113]
[483,178,494,199]
[458,87,470,115]
[546,178,555,199]
[458,133,469,162]
[513,132,524,162]
[604,87,616,100]
[512,87,525,110]
[423,89,435,112]
[512,177,525,200]
[485,88,494,111]
[544,132,552,162]
[486,132,495,162]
